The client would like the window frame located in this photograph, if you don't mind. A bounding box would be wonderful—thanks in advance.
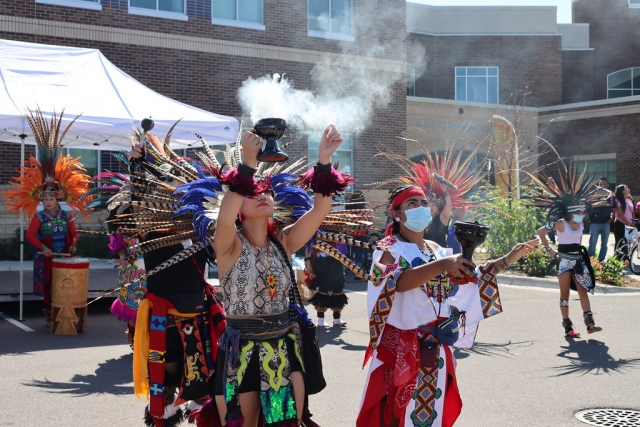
[454,66,500,105]
[574,154,617,187]
[407,63,416,97]
[630,0,640,8]
[308,0,355,42]
[67,148,101,181]
[128,0,188,21]
[607,67,640,99]
[35,0,102,10]
[212,0,266,30]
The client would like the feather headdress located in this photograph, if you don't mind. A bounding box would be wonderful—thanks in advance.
[527,162,606,221]
[3,108,92,218]
[373,126,489,211]
[82,120,378,292]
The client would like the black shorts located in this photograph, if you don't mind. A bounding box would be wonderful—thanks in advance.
[214,335,302,395]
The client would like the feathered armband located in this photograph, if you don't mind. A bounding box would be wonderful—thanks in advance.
[216,163,272,197]
[294,162,356,197]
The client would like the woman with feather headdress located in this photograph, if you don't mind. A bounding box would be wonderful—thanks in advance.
[205,124,353,427]
[533,165,605,338]
[357,183,537,427]
[3,108,91,328]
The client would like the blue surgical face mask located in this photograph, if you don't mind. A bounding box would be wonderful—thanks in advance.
[400,206,433,232]
[572,214,585,223]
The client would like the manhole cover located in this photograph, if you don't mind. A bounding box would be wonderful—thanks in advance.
[576,409,640,426]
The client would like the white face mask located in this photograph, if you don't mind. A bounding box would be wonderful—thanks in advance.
[399,206,433,232]
[572,214,585,223]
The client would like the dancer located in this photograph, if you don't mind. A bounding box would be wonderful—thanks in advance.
[532,167,605,337]
[110,124,228,427]
[305,242,348,327]
[424,183,453,248]
[209,124,351,426]
[3,108,90,327]
[357,185,537,427]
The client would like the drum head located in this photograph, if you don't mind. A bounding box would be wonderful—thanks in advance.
[52,257,90,268]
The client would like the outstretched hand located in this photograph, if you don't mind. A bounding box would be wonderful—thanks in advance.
[318,124,343,164]
[508,238,540,263]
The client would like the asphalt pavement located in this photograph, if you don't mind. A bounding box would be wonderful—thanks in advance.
[1,277,640,427]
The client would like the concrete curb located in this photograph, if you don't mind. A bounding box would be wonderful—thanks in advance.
[497,273,640,294]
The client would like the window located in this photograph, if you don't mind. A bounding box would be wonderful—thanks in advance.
[35,0,101,10]
[575,158,617,186]
[308,134,353,192]
[630,0,640,6]
[308,0,353,40]
[212,0,264,29]
[607,68,640,98]
[68,149,99,180]
[455,67,499,104]
[407,64,416,97]
[129,0,187,20]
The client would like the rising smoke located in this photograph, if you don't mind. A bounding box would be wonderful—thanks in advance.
[237,0,427,136]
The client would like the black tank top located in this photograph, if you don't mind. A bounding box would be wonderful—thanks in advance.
[424,215,447,247]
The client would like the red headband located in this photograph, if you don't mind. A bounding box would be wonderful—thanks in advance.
[391,187,426,209]
[385,187,427,236]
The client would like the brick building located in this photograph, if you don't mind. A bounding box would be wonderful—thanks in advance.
[0,0,639,238]
[0,0,407,236]
[405,1,640,197]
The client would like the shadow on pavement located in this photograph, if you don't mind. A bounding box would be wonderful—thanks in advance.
[22,353,133,396]
[551,338,640,376]
[0,299,131,356]
[316,323,368,351]
[453,340,534,360]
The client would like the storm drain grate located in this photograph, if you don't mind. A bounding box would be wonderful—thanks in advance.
[576,409,640,426]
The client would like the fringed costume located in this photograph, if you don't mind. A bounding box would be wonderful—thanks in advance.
[171,130,378,426]
[529,164,606,337]
[357,235,504,427]
[306,246,348,327]
[88,122,228,427]
[3,108,91,324]
[214,233,304,426]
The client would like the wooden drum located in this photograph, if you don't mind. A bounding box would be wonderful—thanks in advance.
[51,257,90,335]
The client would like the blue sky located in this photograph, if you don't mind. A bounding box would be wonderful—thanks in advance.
[410,0,573,23]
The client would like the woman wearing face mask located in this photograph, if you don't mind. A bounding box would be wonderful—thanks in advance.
[357,185,537,427]
[537,206,602,337]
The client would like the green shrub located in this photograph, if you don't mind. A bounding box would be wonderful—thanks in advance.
[598,256,625,286]
[467,184,543,259]
[518,247,552,277]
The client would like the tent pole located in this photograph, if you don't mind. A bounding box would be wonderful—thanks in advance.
[19,133,26,322]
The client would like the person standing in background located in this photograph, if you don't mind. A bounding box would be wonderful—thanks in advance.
[612,184,635,260]
[586,177,615,262]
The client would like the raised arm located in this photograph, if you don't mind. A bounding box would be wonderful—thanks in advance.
[212,131,262,259]
[278,124,347,255]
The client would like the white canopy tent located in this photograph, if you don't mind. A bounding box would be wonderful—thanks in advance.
[0,39,239,149]
[0,39,239,321]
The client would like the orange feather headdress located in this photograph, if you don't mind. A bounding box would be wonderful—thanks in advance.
[3,108,92,218]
